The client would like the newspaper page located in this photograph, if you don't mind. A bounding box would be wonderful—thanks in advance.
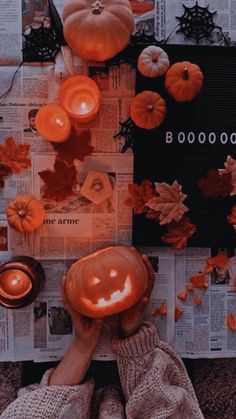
[155,0,236,45]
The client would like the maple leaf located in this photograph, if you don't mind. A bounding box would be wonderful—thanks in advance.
[177,290,187,301]
[38,159,78,201]
[219,155,236,196]
[53,128,94,164]
[227,204,236,225]
[175,306,184,322]
[227,313,236,331]
[197,168,233,198]
[0,137,31,173]
[124,179,157,214]
[0,163,12,188]
[146,181,188,225]
[161,216,196,250]
[194,295,202,305]
[206,252,229,270]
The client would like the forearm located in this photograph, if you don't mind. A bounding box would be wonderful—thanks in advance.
[49,338,94,386]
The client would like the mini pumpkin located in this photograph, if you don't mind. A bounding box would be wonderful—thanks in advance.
[63,0,134,62]
[165,61,204,102]
[138,46,170,78]
[7,194,46,233]
[130,90,166,129]
[65,246,148,317]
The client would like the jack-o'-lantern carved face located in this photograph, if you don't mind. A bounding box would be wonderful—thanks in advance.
[65,246,148,318]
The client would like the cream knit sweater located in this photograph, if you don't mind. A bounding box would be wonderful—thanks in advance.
[0,322,203,419]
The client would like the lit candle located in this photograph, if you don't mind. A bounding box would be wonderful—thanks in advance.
[59,75,101,124]
[35,104,72,143]
[0,269,32,300]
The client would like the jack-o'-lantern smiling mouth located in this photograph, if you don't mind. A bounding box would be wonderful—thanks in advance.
[80,274,132,308]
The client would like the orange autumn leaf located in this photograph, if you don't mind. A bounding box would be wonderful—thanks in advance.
[152,307,160,318]
[206,252,229,270]
[227,204,236,225]
[187,282,194,292]
[227,313,236,331]
[159,302,167,315]
[53,128,94,164]
[175,306,184,322]
[194,295,202,305]
[197,168,233,198]
[0,137,31,173]
[125,179,157,214]
[161,216,196,250]
[146,181,188,225]
[190,272,206,288]
[177,290,187,301]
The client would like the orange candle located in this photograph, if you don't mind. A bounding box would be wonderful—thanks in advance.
[59,75,101,123]
[35,104,72,143]
[0,269,32,300]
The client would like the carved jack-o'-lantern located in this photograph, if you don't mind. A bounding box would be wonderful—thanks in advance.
[65,246,148,318]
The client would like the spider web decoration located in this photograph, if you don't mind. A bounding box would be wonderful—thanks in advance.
[113,117,136,153]
[176,2,223,44]
[22,25,60,62]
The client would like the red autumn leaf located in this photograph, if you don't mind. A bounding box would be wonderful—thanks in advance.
[124,179,157,214]
[53,128,94,164]
[187,282,194,292]
[177,290,187,301]
[227,204,236,225]
[159,302,167,315]
[0,163,12,188]
[161,216,196,250]
[227,313,236,331]
[0,137,31,173]
[206,252,229,270]
[197,168,233,198]
[38,159,78,201]
[194,295,202,305]
[190,272,207,288]
[152,307,160,318]
[175,306,184,322]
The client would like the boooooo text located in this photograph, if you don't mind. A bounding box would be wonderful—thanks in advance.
[165,131,236,144]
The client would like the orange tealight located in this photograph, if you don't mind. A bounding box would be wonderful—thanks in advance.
[0,269,32,300]
[35,104,72,143]
[59,75,101,124]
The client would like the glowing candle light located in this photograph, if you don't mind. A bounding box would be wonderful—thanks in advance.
[59,75,101,124]
[35,104,72,143]
[0,269,32,299]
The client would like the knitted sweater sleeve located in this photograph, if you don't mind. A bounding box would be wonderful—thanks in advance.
[112,322,204,419]
[0,369,94,419]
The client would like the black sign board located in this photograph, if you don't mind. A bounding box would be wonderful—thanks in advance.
[133,45,236,252]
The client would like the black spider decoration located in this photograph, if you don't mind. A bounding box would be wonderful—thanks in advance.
[22,25,60,62]
[113,117,136,153]
[176,2,228,44]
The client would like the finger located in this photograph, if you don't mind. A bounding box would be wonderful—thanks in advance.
[90,318,103,335]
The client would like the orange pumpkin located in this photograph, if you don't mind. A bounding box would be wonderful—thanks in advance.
[138,46,170,78]
[63,0,134,62]
[65,246,148,317]
[165,61,204,102]
[7,194,46,233]
[130,90,166,129]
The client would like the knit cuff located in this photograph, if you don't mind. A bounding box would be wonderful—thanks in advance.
[112,322,159,357]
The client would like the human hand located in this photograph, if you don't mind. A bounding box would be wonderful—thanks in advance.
[118,255,155,338]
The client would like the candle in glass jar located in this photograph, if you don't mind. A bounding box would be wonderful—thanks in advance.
[35,104,72,143]
[59,75,101,124]
[0,269,32,300]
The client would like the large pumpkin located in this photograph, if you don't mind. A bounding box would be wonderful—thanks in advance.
[130,90,166,129]
[65,246,148,317]
[7,194,46,233]
[63,0,134,62]
[165,61,204,102]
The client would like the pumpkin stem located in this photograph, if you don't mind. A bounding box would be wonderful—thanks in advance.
[18,209,26,218]
[152,55,158,63]
[147,104,153,112]
[91,0,104,14]
[182,68,189,80]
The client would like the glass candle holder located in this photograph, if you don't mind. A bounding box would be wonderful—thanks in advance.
[0,256,45,309]
[35,104,72,143]
[59,75,101,124]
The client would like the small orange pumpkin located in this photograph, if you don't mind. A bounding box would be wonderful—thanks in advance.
[63,0,134,62]
[165,61,204,102]
[65,246,148,318]
[138,46,170,78]
[130,90,166,129]
[7,194,46,233]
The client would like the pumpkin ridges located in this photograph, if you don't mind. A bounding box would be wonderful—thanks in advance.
[7,194,46,233]
[138,46,170,78]
[165,60,203,102]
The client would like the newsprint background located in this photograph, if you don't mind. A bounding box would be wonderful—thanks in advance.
[0,0,236,362]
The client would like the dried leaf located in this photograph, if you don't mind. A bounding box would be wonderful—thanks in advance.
[177,290,187,301]
[187,282,194,292]
[38,159,78,201]
[161,216,196,250]
[0,137,31,173]
[206,252,229,270]
[227,313,236,331]
[53,128,94,164]
[175,306,184,322]
[190,272,206,288]
[0,163,12,188]
[197,168,233,198]
[146,181,188,225]
[159,302,167,315]
[194,295,202,305]
[227,204,236,225]
[219,155,236,196]
[124,179,157,214]
[152,307,160,318]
